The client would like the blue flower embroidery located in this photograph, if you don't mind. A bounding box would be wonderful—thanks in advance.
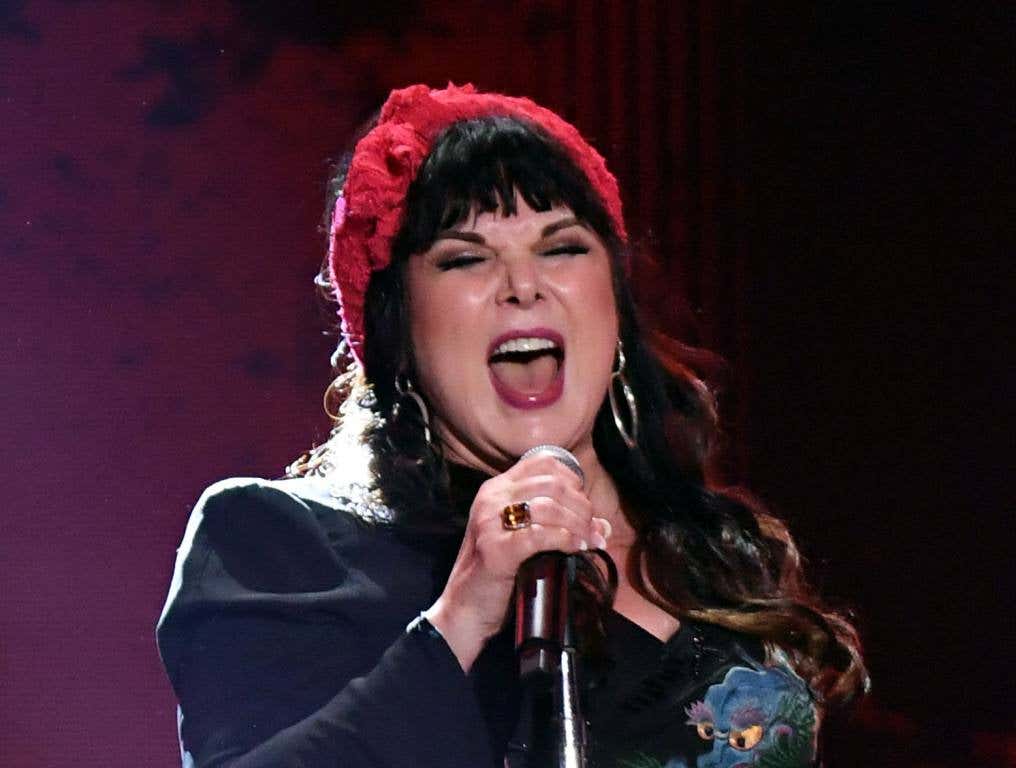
[683,666,817,767]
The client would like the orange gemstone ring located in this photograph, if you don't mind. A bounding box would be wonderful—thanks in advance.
[501,501,532,530]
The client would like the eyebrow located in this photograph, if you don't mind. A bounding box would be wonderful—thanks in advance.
[541,216,585,237]
[434,229,485,243]
[433,215,587,244]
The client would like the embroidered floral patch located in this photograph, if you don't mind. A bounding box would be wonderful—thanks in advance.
[618,665,817,768]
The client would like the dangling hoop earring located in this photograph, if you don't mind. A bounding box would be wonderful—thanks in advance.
[323,376,343,421]
[609,339,639,449]
[393,373,432,446]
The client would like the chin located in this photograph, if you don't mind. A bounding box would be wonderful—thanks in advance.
[503,418,590,457]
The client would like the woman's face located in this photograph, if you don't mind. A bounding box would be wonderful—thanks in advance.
[405,196,619,473]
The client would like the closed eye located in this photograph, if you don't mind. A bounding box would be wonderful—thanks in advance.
[543,244,589,256]
[438,254,486,271]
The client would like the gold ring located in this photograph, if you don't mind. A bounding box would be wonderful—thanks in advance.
[501,501,532,530]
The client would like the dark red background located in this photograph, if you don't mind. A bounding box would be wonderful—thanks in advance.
[2,2,1011,766]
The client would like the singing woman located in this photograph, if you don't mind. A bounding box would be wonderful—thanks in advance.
[158,83,867,768]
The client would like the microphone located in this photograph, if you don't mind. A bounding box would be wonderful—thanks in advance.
[515,445,584,680]
[513,445,590,768]
[520,444,584,486]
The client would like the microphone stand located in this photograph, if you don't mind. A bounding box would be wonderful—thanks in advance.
[514,552,587,768]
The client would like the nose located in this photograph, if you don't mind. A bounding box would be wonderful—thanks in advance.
[496,255,543,308]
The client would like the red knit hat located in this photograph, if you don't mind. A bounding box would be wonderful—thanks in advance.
[328,83,627,365]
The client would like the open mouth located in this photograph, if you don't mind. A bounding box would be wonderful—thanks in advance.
[487,331,565,409]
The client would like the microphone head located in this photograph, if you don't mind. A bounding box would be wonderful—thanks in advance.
[520,444,584,488]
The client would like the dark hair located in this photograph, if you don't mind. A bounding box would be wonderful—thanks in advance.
[302,115,867,707]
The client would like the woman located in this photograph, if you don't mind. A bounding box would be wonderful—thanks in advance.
[158,83,867,768]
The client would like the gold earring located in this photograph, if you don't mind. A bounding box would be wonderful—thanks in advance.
[323,376,343,421]
[393,373,432,446]
[609,340,639,449]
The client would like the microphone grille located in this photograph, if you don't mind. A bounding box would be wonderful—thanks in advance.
[520,444,584,487]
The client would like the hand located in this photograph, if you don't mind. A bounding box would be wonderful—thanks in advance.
[424,453,611,671]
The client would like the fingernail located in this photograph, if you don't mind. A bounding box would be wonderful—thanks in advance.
[595,517,613,540]
[591,533,608,550]
[579,539,589,551]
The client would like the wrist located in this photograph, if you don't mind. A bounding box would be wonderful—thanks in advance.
[423,600,489,673]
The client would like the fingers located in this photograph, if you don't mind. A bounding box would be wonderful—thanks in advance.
[515,523,589,557]
[594,516,612,548]
[477,521,586,561]
[501,453,594,537]
[521,497,605,550]
[516,482,591,528]
[466,452,613,578]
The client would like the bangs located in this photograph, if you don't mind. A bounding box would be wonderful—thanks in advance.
[393,116,615,258]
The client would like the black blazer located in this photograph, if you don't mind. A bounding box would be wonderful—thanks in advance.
[157,476,819,768]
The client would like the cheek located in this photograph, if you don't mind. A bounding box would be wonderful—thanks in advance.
[410,285,482,353]
[408,294,457,383]
[406,277,485,408]
[408,317,459,422]
[405,273,443,383]
[586,271,620,358]
[408,295,442,357]
[406,266,450,347]
[589,256,620,319]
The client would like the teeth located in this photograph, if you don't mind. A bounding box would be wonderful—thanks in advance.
[492,337,559,356]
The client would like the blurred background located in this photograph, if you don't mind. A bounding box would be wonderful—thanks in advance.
[1,1,1011,765]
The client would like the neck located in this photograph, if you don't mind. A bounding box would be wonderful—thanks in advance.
[571,442,636,545]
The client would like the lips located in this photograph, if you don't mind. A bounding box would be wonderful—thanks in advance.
[487,328,565,409]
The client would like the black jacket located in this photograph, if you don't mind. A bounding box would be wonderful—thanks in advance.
[157,475,819,768]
